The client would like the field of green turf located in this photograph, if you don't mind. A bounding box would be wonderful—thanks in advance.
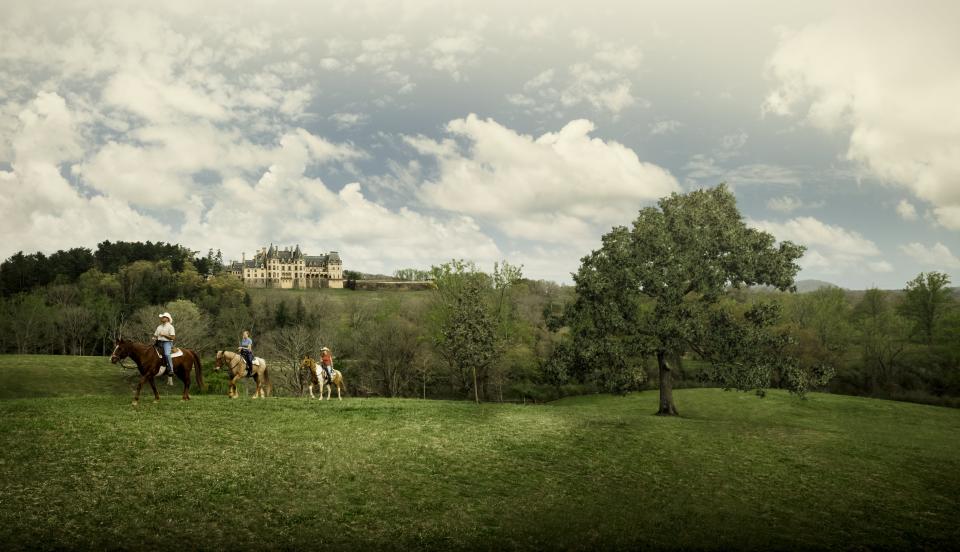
[1,355,958,550]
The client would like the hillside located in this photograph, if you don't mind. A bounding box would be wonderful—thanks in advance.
[0,355,958,550]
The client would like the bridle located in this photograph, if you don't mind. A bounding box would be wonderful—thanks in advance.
[110,342,133,370]
[216,350,244,374]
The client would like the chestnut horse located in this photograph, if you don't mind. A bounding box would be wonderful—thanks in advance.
[301,356,344,400]
[214,350,272,399]
[110,338,205,405]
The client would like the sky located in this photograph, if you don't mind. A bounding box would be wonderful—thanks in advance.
[0,0,958,289]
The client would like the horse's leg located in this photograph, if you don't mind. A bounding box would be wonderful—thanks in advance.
[182,368,190,401]
[230,374,242,399]
[252,373,260,400]
[133,374,147,406]
[337,383,342,401]
[148,377,160,402]
[308,381,315,399]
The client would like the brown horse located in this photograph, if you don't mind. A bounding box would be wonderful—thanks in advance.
[214,350,272,399]
[110,338,204,405]
[301,356,344,400]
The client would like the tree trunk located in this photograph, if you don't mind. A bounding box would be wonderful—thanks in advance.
[472,366,479,404]
[656,350,679,416]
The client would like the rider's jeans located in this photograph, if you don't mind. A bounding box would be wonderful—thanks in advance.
[160,340,173,371]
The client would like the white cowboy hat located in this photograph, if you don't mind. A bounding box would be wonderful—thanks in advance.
[158,312,173,323]
[321,347,330,351]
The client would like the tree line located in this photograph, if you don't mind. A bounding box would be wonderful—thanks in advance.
[1,190,957,407]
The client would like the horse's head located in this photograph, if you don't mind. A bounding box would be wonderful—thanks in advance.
[301,356,314,370]
[214,350,224,371]
[110,338,131,364]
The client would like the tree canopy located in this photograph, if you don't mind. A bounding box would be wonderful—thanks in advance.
[562,185,806,414]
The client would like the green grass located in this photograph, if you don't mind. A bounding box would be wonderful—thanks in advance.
[1,355,958,550]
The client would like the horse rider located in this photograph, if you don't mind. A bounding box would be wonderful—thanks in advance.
[320,346,334,383]
[153,312,176,381]
[238,330,254,377]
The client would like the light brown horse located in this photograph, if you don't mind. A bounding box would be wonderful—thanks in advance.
[301,356,344,400]
[214,350,271,399]
[110,338,204,405]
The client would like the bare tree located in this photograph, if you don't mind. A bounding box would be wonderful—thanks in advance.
[59,306,95,355]
[267,325,319,396]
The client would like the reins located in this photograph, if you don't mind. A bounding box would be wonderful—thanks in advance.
[220,350,246,375]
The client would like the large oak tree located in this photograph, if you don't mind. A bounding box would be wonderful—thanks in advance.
[564,185,805,415]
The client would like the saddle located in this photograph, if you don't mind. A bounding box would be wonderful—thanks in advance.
[315,366,336,383]
[154,345,184,358]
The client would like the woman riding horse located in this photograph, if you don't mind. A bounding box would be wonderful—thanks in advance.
[110,337,204,405]
[214,350,271,399]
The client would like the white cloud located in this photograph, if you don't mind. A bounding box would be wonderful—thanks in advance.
[0,92,171,258]
[933,206,960,231]
[184,168,500,275]
[426,31,483,81]
[649,120,683,135]
[562,63,637,114]
[765,4,960,230]
[329,112,368,129]
[899,242,960,270]
[512,56,645,116]
[411,114,679,243]
[12,91,83,164]
[750,216,887,273]
[896,199,918,221]
[867,260,894,273]
[767,196,803,213]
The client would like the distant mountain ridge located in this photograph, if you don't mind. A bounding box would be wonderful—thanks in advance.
[794,279,840,293]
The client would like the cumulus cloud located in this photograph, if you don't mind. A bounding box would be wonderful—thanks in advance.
[750,216,888,274]
[896,199,918,221]
[765,3,960,230]
[411,114,679,244]
[0,92,170,257]
[899,242,960,270]
[0,6,496,275]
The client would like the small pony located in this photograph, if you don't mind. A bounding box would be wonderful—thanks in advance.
[215,350,271,399]
[301,356,344,400]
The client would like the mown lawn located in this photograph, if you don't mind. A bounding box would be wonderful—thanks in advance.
[0,355,958,550]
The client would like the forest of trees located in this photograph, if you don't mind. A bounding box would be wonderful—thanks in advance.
[0,237,958,407]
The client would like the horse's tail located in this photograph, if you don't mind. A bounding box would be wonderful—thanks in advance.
[193,351,205,391]
[263,363,272,397]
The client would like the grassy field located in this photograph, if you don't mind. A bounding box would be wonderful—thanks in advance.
[1,355,958,550]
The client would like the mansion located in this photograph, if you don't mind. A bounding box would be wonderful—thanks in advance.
[228,244,344,289]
